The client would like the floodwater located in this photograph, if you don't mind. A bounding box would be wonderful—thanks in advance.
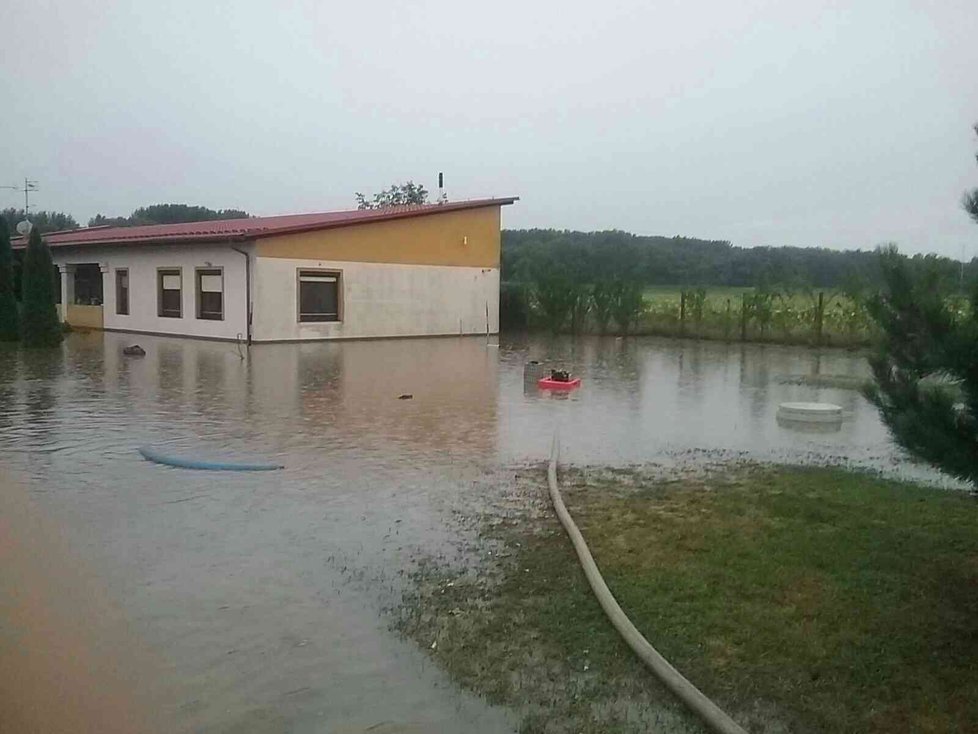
[0,332,950,733]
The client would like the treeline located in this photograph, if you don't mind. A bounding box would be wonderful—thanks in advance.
[88,204,250,228]
[4,207,972,293]
[1,209,79,234]
[0,204,251,236]
[501,229,976,290]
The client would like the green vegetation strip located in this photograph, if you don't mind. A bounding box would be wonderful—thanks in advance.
[394,465,978,733]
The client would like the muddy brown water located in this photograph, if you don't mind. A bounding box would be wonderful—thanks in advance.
[0,332,952,733]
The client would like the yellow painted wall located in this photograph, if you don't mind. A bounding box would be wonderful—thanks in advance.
[65,305,104,330]
[255,206,501,268]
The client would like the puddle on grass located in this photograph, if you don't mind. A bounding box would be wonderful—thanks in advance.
[0,332,956,733]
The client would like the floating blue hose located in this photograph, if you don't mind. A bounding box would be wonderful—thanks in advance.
[138,446,284,472]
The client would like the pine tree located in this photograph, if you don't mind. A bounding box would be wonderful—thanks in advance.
[964,123,978,226]
[20,227,62,347]
[0,218,18,341]
[863,247,978,486]
[864,124,978,487]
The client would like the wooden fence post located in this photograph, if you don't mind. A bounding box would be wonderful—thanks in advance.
[680,291,686,337]
[725,298,732,340]
[740,293,748,341]
[815,291,824,346]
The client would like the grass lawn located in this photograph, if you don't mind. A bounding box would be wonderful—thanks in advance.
[394,465,978,733]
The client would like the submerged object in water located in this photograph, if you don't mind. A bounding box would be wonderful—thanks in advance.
[538,376,582,390]
[138,446,284,471]
[524,360,546,382]
[776,402,843,424]
[123,345,146,356]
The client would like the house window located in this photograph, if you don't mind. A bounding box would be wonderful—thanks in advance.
[73,264,103,305]
[116,269,129,315]
[196,268,223,321]
[158,269,182,318]
[298,270,340,322]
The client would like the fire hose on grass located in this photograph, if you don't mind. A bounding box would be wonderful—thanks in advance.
[547,435,748,734]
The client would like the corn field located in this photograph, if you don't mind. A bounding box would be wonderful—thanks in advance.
[634,288,877,346]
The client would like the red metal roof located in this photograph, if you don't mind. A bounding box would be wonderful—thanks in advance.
[13,197,518,249]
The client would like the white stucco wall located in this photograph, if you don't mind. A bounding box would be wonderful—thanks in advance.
[50,244,251,341]
[251,256,500,341]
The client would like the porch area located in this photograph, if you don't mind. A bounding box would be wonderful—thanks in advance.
[58,263,106,329]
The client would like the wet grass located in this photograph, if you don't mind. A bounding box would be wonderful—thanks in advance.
[394,465,978,733]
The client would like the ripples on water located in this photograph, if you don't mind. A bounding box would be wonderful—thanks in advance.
[0,332,955,732]
[0,330,945,480]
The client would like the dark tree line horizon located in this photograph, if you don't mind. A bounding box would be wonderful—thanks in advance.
[2,204,974,293]
[502,229,977,292]
[0,204,250,235]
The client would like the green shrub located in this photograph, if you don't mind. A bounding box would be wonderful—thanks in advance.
[499,281,530,330]
[610,280,646,335]
[590,281,616,334]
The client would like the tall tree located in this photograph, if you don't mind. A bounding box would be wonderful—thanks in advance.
[20,227,62,348]
[528,265,580,334]
[355,182,429,210]
[0,218,18,341]
[610,280,647,336]
[591,280,616,334]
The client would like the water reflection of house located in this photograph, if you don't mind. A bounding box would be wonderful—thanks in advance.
[247,338,498,459]
[14,198,516,342]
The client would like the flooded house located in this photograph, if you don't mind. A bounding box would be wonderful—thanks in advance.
[17,197,517,343]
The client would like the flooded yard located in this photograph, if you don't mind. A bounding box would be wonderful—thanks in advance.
[0,332,948,733]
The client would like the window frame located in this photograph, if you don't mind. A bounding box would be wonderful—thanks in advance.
[157,267,183,319]
[296,269,342,323]
[115,268,129,315]
[72,264,104,306]
[195,267,224,321]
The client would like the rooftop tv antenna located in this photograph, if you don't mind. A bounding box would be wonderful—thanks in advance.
[1,178,39,235]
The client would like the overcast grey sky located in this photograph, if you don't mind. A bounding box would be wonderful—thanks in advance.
[2,0,976,256]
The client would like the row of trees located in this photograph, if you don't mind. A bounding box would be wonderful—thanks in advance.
[527,274,646,335]
[1,208,79,234]
[0,220,62,347]
[502,229,974,292]
[501,232,976,337]
[87,203,250,228]
[500,241,648,334]
[4,182,432,233]
[5,192,970,298]
[0,204,251,235]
